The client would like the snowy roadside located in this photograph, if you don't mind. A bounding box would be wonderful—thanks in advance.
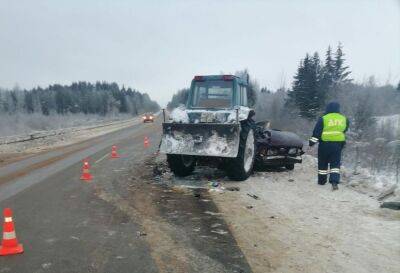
[153,155,400,273]
[0,117,142,165]
[210,156,400,273]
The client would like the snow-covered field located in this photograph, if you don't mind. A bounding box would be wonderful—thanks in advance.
[0,113,136,137]
[376,114,400,133]
[0,116,142,165]
[155,155,400,273]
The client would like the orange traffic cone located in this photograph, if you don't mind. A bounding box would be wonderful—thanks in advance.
[0,208,24,256]
[144,136,150,148]
[80,159,93,181]
[110,145,120,159]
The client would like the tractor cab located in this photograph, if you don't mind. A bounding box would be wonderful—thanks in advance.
[187,75,249,110]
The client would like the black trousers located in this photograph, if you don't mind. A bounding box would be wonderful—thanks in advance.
[317,142,343,184]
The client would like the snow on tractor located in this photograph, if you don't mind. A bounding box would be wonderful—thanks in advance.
[160,75,304,181]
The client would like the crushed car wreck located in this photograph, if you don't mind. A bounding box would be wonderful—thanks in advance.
[254,121,304,170]
[160,74,304,180]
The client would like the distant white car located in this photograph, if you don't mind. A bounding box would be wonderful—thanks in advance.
[142,113,154,123]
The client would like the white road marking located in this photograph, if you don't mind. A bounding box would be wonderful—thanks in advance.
[95,153,109,164]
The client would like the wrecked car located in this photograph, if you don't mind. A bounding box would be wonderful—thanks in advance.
[254,121,304,170]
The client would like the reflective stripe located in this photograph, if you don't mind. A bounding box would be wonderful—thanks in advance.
[318,170,328,175]
[310,137,318,143]
[322,131,343,135]
[4,217,12,223]
[330,168,340,173]
[3,231,16,240]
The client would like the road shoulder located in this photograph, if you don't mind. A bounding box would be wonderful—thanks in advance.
[211,157,400,273]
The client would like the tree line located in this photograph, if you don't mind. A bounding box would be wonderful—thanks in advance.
[286,43,352,119]
[0,81,160,116]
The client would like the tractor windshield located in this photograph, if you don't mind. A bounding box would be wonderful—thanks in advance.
[190,80,233,108]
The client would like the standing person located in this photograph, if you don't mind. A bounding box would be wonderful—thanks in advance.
[309,102,349,190]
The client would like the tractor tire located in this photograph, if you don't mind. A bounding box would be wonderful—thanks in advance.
[226,122,256,181]
[167,154,196,177]
[285,164,295,170]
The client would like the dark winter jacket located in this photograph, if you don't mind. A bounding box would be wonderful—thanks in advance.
[309,102,349,146]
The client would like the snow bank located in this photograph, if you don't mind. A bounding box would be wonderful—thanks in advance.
[170,106,189,123]
[375,114,400,132]
[227,107,251,123]
[342,166,399,200]
[0,113,134,137]
[170,106,251,124]
[301,155,399,201]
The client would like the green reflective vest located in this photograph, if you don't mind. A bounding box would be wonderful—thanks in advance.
[322,113,347,142]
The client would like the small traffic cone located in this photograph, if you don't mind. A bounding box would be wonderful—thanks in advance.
[144,136,150,148]
[0,208,24,256]
[110,145,120,159]
[80,159,93,181]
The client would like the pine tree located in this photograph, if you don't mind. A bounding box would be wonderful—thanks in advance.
[333,42,352,84]
[321,46,335,89]
[287,52,325,119]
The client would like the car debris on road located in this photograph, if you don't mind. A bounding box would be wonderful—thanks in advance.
[247,193,259,200]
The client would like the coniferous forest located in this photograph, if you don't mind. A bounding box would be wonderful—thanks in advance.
[0,82,159,116]
[0,82,159,136]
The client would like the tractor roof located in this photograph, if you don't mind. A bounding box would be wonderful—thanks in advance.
[192,75,248,85]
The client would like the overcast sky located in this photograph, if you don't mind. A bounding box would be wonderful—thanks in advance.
[1,0,399,106]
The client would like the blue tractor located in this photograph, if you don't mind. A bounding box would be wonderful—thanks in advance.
[160,75,303,180]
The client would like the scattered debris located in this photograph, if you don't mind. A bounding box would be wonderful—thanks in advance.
[226,186,240,191]
[246,205,254,209]
[107,230,116,236]
[269,216,276,219]
[211,223,222,228]
[136,231,147,237]
[380,201,400,210]
[211,229,228,235]
[41,263,52,270]
[247,193,259,200]
[288,179,295,182]
[70,236,80,241]
[204,211,222,216]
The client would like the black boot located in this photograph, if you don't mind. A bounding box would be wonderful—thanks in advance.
[331,183,339,191]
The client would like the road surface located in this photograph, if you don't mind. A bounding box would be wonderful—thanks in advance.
[0,117,252,273]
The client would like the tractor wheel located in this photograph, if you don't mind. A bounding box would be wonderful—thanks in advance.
[285,164,295,170]
[167,154,196,177]
[226,123,256,181]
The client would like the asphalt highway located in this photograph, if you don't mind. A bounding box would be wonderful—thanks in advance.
[0,117,252,273]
